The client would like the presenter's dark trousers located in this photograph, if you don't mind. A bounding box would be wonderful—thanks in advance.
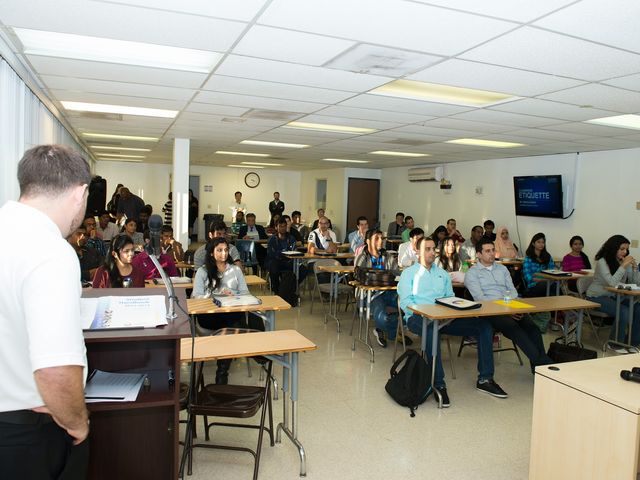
[0,410,89,480]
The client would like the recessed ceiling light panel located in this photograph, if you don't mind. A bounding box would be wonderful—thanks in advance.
[284,122,376,134]
[585,114,640,131]
[215,151,270,157]
[322,158,370,164]
[82,133,159,142]
[446,138,526,148]
[369,150,429,157]
[240,140,308,148]
[62,101,177,118]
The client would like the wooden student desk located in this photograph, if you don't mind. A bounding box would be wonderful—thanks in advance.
[186,295,291,331]
[408,295,600,408]
[535,270,593,296]
[180,330,317,477]
[82,288,192,480]
[282,252,355,300]
[530,354,640,480]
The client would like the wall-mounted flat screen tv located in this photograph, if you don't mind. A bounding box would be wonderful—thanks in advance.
[513,175,563,218]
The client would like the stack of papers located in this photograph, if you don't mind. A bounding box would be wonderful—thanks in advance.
[153,276,191,284]
[213,294,262,307]
[85,370,147,403]
[81,295,168,330]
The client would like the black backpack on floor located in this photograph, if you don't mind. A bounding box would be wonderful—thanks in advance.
[278,271,299,307]
[385,349,432,417]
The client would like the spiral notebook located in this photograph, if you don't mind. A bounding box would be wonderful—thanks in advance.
[435,296,481,310]
[212,294,262,307]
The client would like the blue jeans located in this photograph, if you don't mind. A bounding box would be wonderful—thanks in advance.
[371,290,398,340]
[590,295,640,346]
[407,314,495,387]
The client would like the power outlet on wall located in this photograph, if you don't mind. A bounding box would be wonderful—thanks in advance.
[631,239,639,249]
[636,202,640,210]
[475,186,483,195]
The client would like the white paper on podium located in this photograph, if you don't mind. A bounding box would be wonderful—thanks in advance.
[81,295,168,330]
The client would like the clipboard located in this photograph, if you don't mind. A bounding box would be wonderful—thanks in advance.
[435,296,481,310]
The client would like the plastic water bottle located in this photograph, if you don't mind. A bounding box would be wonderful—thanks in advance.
[503,289,512,304]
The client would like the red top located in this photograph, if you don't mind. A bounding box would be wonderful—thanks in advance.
[561,254,587,272]
[92,265,146,288]
[131,251,179,280]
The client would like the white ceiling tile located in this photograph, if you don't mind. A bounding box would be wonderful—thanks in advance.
[96,0,268,21]
[450,109,564,127]
[185,103,250,117]
[216,55,389,92]
[490,98,618,122]
[26,55,208,88]
[573,137,640,149]
[258,0,516,55]
[48,90,187,110]
[40,75,195,101]
[339,94,473,116]
[460,26,640,81]
[314,105,433,124]
[533,0,640,53]
[539,122,638,137]
[194,91,325,114]
[202,75,354,104]
[420,117,516,134]
[408,59,585,97]
[2,0,246,52]
[601,73,640,93]
[410,0,576,23]
[233,25,355,66]
[487,128,591,142]
[537,83,640,114]
[391,125,479,140]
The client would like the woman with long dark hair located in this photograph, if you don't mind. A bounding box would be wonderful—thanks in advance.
[192,237,258,384]
[522,232,555,297]
[92,234,145,288]
[561,235,591,272]
[436,236,462,273]
[430,225,447,253]
[586,235,640,351]
[122,218,144,247]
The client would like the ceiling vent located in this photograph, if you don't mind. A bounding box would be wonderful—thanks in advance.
[385,138,431,146]
[325,44,440,76]
[242,109,302,121]
[78,111,123,121]
[408,166,443,182]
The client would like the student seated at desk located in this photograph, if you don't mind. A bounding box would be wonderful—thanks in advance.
[283,214,302,243]
[160,225,184,263]
[436,236,464,281]
[430,225,447,253]
[398,237,508,407]
[348,216,368,254]
[307,216,337,255]
[92,234,145,288]
[465,238,552,372]
[194,222,242,270]
[398,228,423,268]
[561,235,591,272]
[68,224,102,282]
[354,228,407,348]
[266,218,307,293]
[401,216,414,243]
[586,234,640,351]
[494,226,518,259]
[522,233,555,297]
[192,237,263,384]
[131,229,179,280]
[122,218,144,249]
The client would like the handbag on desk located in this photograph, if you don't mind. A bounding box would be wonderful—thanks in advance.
[546,339,597,363]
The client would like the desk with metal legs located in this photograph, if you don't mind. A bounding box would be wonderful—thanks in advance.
[316,264,354,332]
[409,296,600,408]
[605,286,640,353]
[180,330,317,477]
[283,252,355,302]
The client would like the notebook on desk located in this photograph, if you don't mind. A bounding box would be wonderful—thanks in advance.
[315,252,337,256]
[541,269,572,277]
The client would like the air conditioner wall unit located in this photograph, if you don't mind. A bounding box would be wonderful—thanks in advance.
[408,166,443,182]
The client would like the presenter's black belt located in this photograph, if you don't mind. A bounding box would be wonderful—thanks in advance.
[0,409,54,425]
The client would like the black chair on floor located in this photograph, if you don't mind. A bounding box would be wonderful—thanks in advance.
[180,332,274,480]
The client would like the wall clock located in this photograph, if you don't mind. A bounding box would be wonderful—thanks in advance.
[244,172,260,188]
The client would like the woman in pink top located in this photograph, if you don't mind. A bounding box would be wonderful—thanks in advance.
[561,235,592,272]
[494,226,518,259]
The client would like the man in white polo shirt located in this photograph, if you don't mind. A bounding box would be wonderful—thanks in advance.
[0,145,90,479]
[307,216,337,254]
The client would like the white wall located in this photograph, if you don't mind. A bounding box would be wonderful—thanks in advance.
[380,148,640,259]
[94,161,302,240]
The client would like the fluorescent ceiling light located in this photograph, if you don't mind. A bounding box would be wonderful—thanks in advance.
[369,150,430,157]
[284,121,377,134]
[96,153,146,159]
[370,79,517,107]
[322,158,370,164]
[215,151,269,157]
[82,133,159,142]
[228,164,265,169]
[446,138,526,148]
[240,161,283,167]
[91,146,151,152]
[14,27,222,73]
[240,140,308,149]
[585,114,640,131]
[62,101,177,118]
[97,157,143,163]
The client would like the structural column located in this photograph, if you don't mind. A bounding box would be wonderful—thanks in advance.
[172,138,190,248]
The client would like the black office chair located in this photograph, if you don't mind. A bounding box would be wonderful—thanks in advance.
[235,239,262,277]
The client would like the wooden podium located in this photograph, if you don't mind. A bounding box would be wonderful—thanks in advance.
[82,288,192,480]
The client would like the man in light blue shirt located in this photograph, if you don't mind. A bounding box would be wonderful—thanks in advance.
[398,237,508,407]
[464,237,552,371]
[348,216,368,254]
